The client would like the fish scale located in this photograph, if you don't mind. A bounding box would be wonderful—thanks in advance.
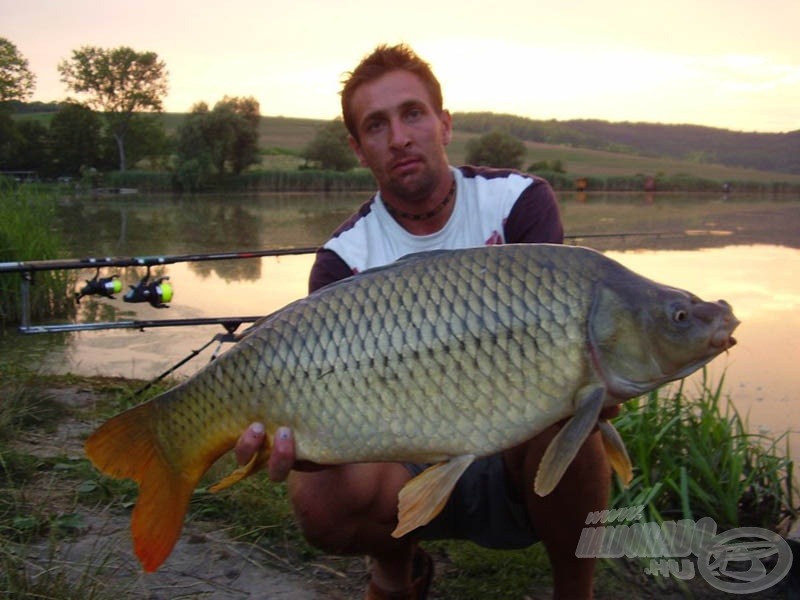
[85,243,739,572]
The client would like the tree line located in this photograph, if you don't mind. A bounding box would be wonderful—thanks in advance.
[1,40,268,184]
[7,36,794,186]
[0,36,570,189]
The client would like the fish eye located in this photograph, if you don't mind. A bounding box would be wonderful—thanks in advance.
[672,307,689,323]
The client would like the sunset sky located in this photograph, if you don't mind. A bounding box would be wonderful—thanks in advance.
[4,0,799,132]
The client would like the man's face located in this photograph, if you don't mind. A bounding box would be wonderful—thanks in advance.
[347,70,452,203]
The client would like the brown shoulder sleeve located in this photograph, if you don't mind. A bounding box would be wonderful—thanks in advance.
[503,178,564,244]
[308,248,353,293]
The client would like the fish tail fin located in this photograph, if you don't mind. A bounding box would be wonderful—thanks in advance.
[84,394,206,572]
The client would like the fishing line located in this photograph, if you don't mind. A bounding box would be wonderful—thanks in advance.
[131,321,243,397]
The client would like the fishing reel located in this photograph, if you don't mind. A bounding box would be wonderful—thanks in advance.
[123,266,174,309]
[75,269,122,304]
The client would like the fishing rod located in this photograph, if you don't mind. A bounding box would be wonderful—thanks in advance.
[5,246,316,335]
[0,246,319,274]
[18,316,263,335]
[0,232,685,275]
[8,232,687,335]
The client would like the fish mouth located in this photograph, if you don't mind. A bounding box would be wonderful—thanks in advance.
[713,333,737,350]
[710,312,740,350]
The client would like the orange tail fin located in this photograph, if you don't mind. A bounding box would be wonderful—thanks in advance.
[85,396,206,572]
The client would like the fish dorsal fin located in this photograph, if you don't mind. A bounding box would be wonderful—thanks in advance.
[534,386,605,496]
[392,454,476,539]
[598,420,633,487]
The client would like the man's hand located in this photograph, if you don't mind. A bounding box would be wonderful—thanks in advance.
[234,423,326,482]
[235,423,295,482]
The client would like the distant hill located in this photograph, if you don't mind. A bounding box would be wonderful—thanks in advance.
[10,102,800,176]
[452,112,800,175]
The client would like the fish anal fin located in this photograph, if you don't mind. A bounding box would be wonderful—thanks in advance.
[598,420,633,487]
[392,454,475,539]
[534,386,605,496]
[209,437,271,493]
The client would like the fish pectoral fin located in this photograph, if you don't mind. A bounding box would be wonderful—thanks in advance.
[392,454,475,539]
[598,420,633,487]
[534,386,605,497]
[209,440,271,493]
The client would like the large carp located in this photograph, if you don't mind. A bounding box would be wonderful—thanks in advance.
[85,244,738,571]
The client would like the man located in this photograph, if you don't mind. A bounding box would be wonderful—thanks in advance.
[236,44,613,599]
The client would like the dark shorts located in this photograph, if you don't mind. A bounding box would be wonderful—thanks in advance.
[404,454,539,549]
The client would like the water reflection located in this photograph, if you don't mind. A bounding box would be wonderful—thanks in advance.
[608,245,799,432]
[54,193,359,259]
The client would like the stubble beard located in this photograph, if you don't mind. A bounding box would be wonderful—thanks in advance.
[384,160,443,206]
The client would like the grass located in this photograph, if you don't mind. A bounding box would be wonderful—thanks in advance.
[0,366,795,598]
[611,370,795,532]
[0,182,76,327]
[0,374,105,597]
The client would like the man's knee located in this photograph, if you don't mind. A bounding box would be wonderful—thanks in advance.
[287,469,357,552]
[287,463,410,554]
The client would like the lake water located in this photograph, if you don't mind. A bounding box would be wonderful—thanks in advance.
[2,190,799,459]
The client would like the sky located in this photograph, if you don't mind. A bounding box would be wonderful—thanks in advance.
[3,0,799,133]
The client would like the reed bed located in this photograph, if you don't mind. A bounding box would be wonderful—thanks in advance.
[87,167,800,194]
[0,183,75,327]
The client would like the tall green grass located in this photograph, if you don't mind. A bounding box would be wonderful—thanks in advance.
[0,183,75,327]
[611,370,795,530]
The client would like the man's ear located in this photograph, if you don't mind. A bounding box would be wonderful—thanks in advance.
[348,134,368,167]
[440,109,453,146]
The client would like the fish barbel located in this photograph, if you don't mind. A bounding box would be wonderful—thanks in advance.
[85,244,738,571]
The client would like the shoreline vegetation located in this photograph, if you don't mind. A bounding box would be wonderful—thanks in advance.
[98,168,800,195]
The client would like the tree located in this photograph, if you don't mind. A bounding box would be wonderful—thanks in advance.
[217,96,260,175]
[0,38,36,103]
[528,159,566,173]
[0,112,21,167]
[175,96,261,186]
[11,120,48,171]
[303,118,358,171]
[465,130,527,170]
[47,102,104,176]
[122,113,173,170]
[58,46,168,171]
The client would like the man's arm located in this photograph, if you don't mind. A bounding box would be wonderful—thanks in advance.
[308,248,353,293]
[503,178,564,244]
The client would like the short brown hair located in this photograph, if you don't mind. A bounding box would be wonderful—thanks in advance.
[340,44,443,140]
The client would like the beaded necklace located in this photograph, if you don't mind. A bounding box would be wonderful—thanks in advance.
[383,178,456,222]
